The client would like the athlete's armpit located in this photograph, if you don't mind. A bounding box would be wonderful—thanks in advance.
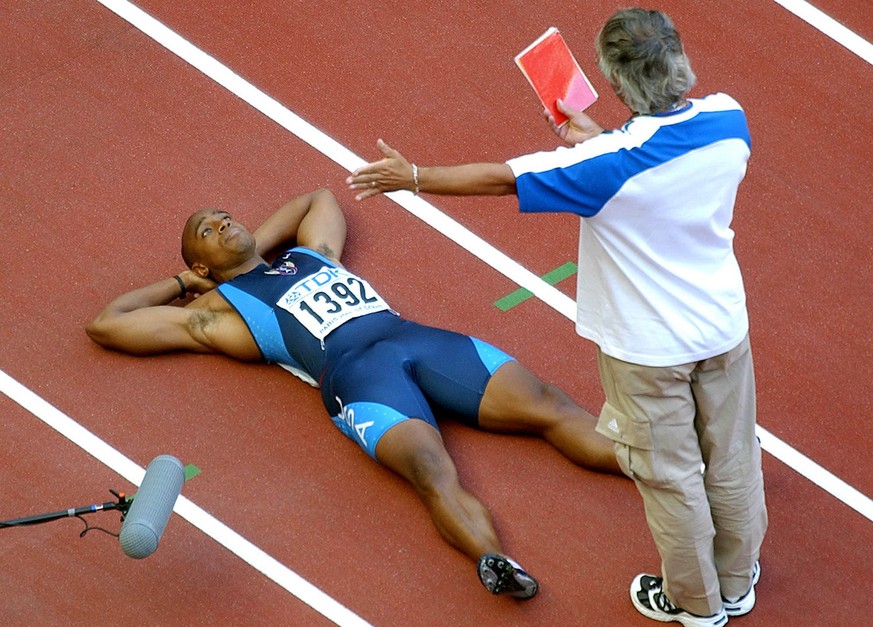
[185,307,226,351]
[185,305,262,360]
[188,308,219,335]
[315,243,338,260]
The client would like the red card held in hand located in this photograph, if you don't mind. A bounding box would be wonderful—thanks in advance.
[515,27,598,125]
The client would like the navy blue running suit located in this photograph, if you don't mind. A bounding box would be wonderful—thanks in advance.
[216,247,514,458]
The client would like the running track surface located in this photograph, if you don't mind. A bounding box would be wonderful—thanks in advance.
[2,1,871,625]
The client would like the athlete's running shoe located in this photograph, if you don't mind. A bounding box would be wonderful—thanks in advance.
[723,561,761,617]
[477,554,539,599]
[630,574,727,626]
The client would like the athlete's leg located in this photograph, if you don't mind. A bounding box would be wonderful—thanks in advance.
[374,418,502,560]
[323,325,538,597]
[478,361,622,475]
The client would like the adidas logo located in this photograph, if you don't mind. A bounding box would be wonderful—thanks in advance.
[607,418,619,433]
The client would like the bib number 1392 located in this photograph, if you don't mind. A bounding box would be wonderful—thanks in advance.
[276,266,390,340]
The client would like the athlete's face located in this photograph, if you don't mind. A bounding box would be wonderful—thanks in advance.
[182,208,256,275]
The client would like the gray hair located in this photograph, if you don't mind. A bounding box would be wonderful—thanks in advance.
[596,8,697,114]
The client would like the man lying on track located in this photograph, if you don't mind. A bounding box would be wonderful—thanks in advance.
[86,188,621,599]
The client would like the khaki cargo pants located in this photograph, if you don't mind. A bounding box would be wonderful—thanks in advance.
[595,335,767,617]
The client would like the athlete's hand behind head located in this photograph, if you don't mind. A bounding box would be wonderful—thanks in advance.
[180,270,218,296]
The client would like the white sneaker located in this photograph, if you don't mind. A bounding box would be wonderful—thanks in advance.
[630,574,728,626]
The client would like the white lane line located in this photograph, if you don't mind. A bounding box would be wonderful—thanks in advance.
[0,369,371,627]
[758,427,873,521]
[771,0,873,65]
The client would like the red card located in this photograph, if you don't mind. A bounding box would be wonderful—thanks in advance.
[515,27,598,125]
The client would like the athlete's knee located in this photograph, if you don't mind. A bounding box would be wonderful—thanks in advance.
[405,447,460,500]
[527,382,579,429]
[542,382,577,411]
[505,363,572,411]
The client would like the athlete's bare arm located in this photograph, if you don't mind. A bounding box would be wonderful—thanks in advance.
[254,188,347,263]
[85,272,259,359]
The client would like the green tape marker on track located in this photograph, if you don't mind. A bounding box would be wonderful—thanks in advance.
[184,464,201,481]
[494,261,577,311]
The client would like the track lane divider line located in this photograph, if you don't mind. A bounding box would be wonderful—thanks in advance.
[757,427,872,521]
[772,0,873,65]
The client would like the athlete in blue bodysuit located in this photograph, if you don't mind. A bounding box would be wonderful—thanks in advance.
[218,246,515,461]
[87,188,621,600]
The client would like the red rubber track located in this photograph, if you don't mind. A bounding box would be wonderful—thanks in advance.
[1,1,871,625]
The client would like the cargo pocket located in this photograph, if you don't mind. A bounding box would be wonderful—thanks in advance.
[597,402,653,480]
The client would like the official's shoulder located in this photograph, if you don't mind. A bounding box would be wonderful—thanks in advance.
[695,92,744,113]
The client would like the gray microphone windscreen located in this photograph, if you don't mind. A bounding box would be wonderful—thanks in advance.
[119,455,185,559]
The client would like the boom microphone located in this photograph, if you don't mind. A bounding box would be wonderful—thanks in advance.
[119,455,185,559]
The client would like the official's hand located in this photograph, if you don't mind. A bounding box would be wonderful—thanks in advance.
[545,99,604,145]
[347,139,414,200]
[179,270,217,296]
